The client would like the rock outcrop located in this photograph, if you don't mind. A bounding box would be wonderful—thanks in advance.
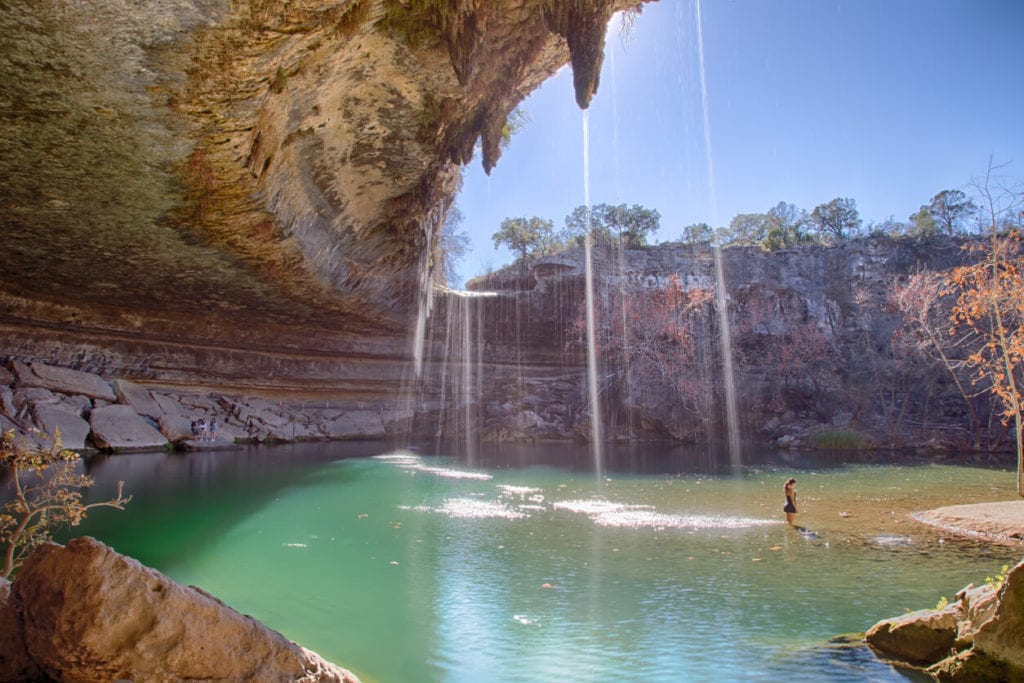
[7,537,359,682]
[866,557,1024,680]
[0,0,647,399]
[0,358,416,450]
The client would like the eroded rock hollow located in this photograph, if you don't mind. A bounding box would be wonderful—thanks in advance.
[0,0,647,395]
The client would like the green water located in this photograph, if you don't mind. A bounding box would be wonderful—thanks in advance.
[71,443,1021,682]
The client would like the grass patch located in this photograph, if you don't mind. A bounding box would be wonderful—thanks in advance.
[813,429,869,450]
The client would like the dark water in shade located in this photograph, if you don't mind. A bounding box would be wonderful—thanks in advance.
[65,442,1019,683]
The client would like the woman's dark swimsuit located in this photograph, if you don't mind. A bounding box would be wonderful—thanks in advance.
[783,494,797,513]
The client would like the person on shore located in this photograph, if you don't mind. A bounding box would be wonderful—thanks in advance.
[783,478,798,524]
[198,417,208,442]
[209,418,218,442]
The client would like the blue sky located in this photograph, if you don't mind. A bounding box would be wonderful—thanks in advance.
[452,0,1024,282]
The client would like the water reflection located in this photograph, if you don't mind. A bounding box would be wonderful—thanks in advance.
[20,442,1018,683]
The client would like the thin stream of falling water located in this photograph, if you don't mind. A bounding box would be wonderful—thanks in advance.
[411,246,434,378]
[605,28,635,440]
[582,110,605,478]
[695,0,741,466]
[461,296,475,464]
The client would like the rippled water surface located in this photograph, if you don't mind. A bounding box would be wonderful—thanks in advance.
[73,443,1020,682]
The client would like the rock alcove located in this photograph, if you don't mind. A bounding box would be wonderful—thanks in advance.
[0,0,648,393]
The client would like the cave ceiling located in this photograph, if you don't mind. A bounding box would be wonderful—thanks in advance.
[0,0,649,339]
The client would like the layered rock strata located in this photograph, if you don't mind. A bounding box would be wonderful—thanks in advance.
[0,358,411,452]
[3,537,359,682]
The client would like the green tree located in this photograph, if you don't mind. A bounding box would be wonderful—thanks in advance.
[565,203,661,248]
[1,430,130,578]
[438,204,470,288]
[492,216,555,261]
[725,212,771,246]
[681,222,714,245]
[500,107,530,150]
[909,206,938,237]
[811,197,861,241]
[916,189,978,236]
[762,201,812,251]
[866,215,909,237]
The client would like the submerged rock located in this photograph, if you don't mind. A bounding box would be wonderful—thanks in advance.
[11,537,359,683]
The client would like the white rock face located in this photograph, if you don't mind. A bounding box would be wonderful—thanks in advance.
[89,404,168,450]
[113,379,164,420]
[11,537,360,683]
[32,405,92,450]
[14,361,116,402]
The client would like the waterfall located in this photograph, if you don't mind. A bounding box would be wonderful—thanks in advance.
[582,110,605,478]
[695,0,742,465]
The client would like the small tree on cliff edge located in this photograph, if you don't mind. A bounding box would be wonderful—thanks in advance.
[492,216,556,263]
[944,164,1024,495]
[1,429,131,578]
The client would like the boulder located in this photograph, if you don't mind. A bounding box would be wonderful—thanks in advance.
[0,579,43,682]
[12,387,58,414]
[865,603,960,665]
[89,404,168,450]
[867,558,1024,681]
[0,416,35,448]
[17,362,116,402]
[324,411,386,439]
[151,392,187,418]
[32,405,92,451]
[158,412,195,442]
[954,583,998,647]
[12,537,359,682]
[113,379,163,420]
[965,560,1024,676]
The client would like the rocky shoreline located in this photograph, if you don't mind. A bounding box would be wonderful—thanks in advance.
[863,502,1023,680]
[913,501,1024,546]
[866,555,1024,680]
[1,358,411,454]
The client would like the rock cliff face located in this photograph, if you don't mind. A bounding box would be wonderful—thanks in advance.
[445,236,992,448]
[0,0,645,395]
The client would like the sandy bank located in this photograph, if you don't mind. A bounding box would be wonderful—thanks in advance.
[913,500,1024,545]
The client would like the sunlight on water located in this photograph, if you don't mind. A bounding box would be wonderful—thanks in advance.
[71,446,1021,683]
[554,499,777,530]
[374,452,492,480]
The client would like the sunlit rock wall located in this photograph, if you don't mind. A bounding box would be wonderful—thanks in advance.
[453,236,987,447]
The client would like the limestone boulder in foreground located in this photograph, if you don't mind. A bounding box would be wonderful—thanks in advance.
[12,537,359,682]
[866,556,1024,680]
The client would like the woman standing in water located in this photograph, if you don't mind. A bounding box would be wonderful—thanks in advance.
[783,478,797,524]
